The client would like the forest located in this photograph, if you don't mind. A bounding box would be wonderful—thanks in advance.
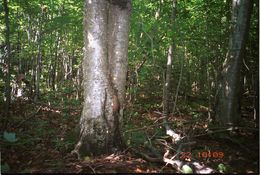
[0,0,259,174]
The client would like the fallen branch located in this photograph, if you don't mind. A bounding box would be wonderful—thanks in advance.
[163,149,215,174]
[208,126,259,132]
[163,149,183,171]
[191,126,259,139]
[130,147,162,163]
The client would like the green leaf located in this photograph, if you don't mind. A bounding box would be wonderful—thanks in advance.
[3,131,17,142]
[217,163,227,173]
[84,156,91,162]
[181,165,193,174]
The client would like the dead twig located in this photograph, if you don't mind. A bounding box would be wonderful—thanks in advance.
[86,164,101,173]
[156,139,176,151]
[190,126,257,138]
[162,149,183,172]
[208,126,259,132]
[130,147,163,163]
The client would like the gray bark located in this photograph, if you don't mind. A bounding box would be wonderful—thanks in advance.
[107,1,131,138]
[73,0,131,157]
[216,0,252,125]
[52,33,60,91]
[163,0,181,142]
[35,33,41,101]
[3,0,11,117]
[163,0,177,117]
[163,45,173,117]
[34,12,44,101]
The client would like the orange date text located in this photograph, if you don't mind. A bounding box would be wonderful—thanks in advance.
[180,151,224,160]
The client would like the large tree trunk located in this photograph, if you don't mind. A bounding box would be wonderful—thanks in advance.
[3,0,11,117]
[72,0,131,158]
[216,0,252,126]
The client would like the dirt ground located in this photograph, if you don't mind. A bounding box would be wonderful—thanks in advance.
[1,99,259,173]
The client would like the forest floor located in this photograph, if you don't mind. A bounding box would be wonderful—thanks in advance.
[1,96,259,173]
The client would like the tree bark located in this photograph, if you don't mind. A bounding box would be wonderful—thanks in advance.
[163,0,177,117]
[163,45,173,117]
[3,0,11,117]
[162,0,181,142]
[52,33,60,91]
[73,0,131,158]
[35,34,41,101]
[34,13,43,101]
[216,0,252,125]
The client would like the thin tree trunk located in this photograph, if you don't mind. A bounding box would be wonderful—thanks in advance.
[254,70,259,127]
[216,0,252,125]
[35,14,43,101]
[17,30,22,73]
[163,45,173,117]
[3,0,11,117]
[68,52,73,80]
[162,0,180,141]
[199,57,206,94]
[172,46,184,115]
[163,0,177,117]
[35,36,41,101]
[76,64,83,100]
[52,33,59,91]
